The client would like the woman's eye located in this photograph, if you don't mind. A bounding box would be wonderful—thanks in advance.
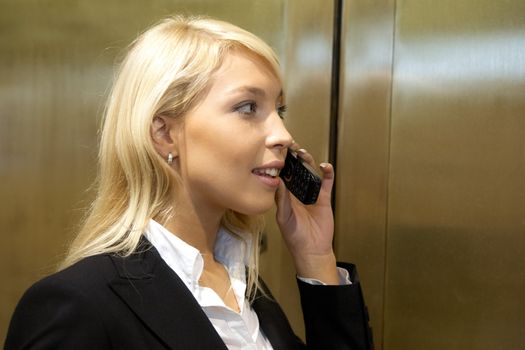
[277,104,287,119]
[235,102,257,115]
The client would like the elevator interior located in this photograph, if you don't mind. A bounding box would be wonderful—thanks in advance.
[1,1,524,349]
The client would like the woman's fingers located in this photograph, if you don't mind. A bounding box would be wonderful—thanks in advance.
[318,162,335,204]
[296,149,317,170]
[275,179,295,223]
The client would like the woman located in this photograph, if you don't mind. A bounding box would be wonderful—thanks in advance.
[5,16,373,349]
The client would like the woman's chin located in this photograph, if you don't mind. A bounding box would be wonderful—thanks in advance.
[234,195,275,216]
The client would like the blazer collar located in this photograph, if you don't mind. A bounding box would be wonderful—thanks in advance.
[252,281,303,350]
[107,239,301,350]
[108,241,227,350]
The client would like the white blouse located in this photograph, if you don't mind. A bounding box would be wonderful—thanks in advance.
[144,219,273,350]
[144,219,351,349]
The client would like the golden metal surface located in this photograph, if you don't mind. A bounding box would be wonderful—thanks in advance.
[337,0,525,349]
[336,1,395,348]
[385,1,525,348]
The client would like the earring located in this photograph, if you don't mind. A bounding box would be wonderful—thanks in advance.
[167,152,173,164]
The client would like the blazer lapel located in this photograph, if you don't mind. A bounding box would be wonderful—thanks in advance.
[108,244,227,350]
[252,283,303,350]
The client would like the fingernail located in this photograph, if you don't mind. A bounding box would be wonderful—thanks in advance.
[297,148,307,154]
[320,163,328,168]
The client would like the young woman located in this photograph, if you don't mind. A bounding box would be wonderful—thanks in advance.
[5,16,373,349]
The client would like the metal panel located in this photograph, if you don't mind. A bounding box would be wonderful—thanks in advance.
[336,1,396,348]
[385,0,525,349]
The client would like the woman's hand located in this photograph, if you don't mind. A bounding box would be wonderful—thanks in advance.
[275,146,339,284]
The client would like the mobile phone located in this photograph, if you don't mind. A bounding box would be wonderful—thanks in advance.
[279,150,322,205]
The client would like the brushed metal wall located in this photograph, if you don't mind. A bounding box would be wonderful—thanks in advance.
[335,1,395,348]
[337,0,525,349]
[386,1,525,348]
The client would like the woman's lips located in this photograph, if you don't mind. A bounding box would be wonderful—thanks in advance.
[252,160,284,188]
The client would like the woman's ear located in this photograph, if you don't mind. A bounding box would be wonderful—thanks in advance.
[151,116,178,159]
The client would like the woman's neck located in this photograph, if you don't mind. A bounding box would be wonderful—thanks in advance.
[161,195,239,312]
[162,205,223,257]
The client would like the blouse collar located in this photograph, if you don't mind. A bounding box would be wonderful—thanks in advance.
[144,219,251,311]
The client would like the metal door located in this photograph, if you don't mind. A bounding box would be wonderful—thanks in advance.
[336,0,525,349]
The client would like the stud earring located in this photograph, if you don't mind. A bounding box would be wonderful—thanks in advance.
[167,152,173,164]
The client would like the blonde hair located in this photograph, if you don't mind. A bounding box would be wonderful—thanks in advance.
[62,15,282,299]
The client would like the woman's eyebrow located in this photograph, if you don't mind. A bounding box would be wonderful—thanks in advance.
[226,86,283,101]
[226,86,267,97]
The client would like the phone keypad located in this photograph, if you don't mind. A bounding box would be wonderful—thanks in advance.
[280,153,322,205]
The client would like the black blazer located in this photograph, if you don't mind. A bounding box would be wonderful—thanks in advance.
[5,243,373,349]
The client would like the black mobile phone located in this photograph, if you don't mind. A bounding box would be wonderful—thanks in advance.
[279,150,322,205]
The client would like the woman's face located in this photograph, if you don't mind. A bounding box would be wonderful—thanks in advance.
[174,50,293,216]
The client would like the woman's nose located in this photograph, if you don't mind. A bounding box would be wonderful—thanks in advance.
[265,111,294,150]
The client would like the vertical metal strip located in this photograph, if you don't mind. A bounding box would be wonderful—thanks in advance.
[383,1,397,348]
[330,0,343,212]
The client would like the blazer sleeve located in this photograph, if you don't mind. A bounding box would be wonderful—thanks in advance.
[297,262,374,350]
[4,276,111,350]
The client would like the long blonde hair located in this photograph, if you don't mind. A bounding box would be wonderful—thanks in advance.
[62,15,282,299]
